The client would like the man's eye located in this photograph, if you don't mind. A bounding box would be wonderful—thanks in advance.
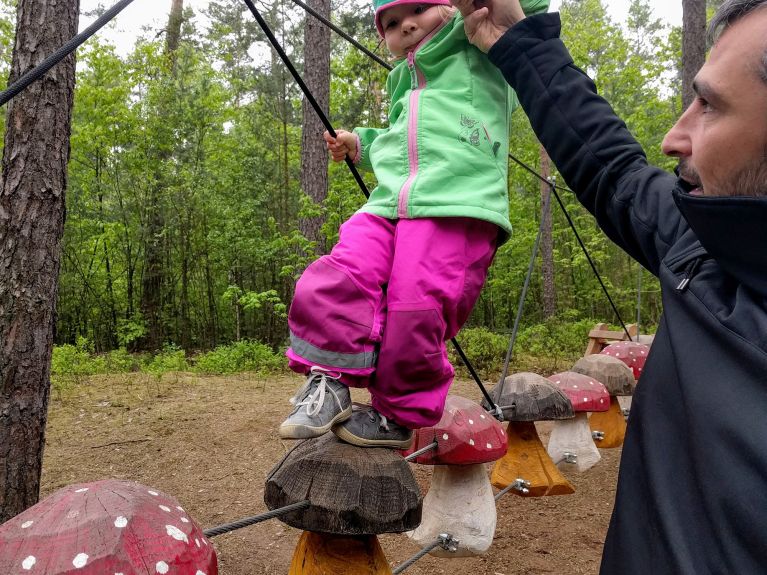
[697,97,713,113]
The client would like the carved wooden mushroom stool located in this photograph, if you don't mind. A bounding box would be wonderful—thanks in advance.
[264,433,421,574]
[482,372,576,497]
[600,340,650,416]
[0,479,217,574]
[572,354,637,448]
[402,395,506,557]
[546,371,610,472]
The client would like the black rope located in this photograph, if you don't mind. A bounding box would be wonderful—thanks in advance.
[289,0,393,71]
[507,152,632,340]
[203,500,311,538]
[254,0,498,412]
[242,0,370,197]
[0,0,137,107]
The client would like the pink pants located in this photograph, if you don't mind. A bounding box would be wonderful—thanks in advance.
[287,213,497,428]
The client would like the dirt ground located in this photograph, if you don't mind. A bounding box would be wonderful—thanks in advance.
[41,373,620,574]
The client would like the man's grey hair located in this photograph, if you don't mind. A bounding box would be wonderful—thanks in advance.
[708,0,767,83]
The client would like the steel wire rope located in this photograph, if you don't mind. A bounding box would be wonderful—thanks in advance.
[244,0,502,418]
[0,0,138,107]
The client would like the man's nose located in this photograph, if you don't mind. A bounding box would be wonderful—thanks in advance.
[662,106,693,158]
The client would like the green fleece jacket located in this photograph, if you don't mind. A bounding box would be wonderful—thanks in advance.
[353,2,548,241]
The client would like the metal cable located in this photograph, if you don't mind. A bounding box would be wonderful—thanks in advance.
[242,0,370,197]
[498,183,553,389]
[392,538,444,574]
[404,440,438,461]
[0,0,137,107]
[507,151,632,340]
[203,500,311,538]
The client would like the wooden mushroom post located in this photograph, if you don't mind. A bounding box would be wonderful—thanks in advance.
[600,340,650,415]
[572,354,637,449]
[0,479,217,574]
[482,372,576,497]
[546,371,610,472]
[404,395,506,557]
[264,432,421,574]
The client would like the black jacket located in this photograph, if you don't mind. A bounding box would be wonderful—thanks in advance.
[490,13,767,575]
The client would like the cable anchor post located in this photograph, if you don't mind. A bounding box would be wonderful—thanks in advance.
[512,478,531,495]
[562,452,578,465]
[592,430,606,441]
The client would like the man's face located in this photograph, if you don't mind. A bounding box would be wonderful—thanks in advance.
[662,8,767,197]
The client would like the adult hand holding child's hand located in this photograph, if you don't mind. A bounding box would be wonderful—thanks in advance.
[450,0,526,52]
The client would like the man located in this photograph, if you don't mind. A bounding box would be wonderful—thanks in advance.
[451,0,767,572]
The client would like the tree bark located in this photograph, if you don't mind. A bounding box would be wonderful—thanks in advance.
[299,0,331,255]
[682,0,707,110]
[140,0,183,350]
[0,0,80,523]
[540,145,556,319]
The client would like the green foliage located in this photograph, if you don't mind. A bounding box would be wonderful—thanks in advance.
[516,313,598,361]
[51,337,107,393]
[144,344,189,377]
[193,340,286,375]
[449,327,511,379]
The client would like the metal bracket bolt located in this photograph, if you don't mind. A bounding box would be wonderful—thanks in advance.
[512,478,531,495]
[562,452,578,465]
[592,430,605,441]
[438,533,459,553]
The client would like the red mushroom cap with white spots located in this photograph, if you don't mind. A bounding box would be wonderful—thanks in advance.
[547,372,610,413]
[600,341,651,380]
[402,395,507,465]
[0,480,217,575]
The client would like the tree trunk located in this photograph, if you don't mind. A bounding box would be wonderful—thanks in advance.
[299,0,331,255]
[682,0,707,110]
[540,145,556,319]
[140,0,183,350]
[0,0,79,523]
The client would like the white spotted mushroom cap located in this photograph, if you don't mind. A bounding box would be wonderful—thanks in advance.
[0,480,217,575]
[402,395,507,465]
[547,371,610,413]
[600,341,651,381]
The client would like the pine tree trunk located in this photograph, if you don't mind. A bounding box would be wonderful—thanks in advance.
[141,0,183,350]
[540,145,556,319]
[0,0,79,523]
[299,0,331,255]
[682,0,707,110]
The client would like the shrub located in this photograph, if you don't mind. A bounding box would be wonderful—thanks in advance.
[448,327,509,379]
[193,340,285,375]
[144,343,189,377]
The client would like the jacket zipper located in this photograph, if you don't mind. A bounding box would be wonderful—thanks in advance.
[396,22,446,219]
[676,257,702,292]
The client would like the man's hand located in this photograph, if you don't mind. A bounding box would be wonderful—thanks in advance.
[451,0,526,52]
[323,130,358,162]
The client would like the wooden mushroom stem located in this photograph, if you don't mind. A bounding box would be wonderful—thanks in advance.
[491,421,574,497]
[289,531,391,574]
[409,464,496,557]
[547,413,601,473]
[589,396,627,448]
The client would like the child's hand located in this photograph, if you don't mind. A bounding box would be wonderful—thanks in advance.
[323,130,358,162]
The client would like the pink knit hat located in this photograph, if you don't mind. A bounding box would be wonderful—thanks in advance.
[373,0,452,37]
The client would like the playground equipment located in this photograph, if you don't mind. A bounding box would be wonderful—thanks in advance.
[546,372,610,472]
[572,355,636,449]
[0,479,217,574]
[484,372,577,496]
[405,395,506,557]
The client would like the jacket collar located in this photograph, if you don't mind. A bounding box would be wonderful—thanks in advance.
[673,184,767,297]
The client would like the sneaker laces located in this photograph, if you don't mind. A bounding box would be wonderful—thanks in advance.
[290,367,341,417]
[352,403,390,432]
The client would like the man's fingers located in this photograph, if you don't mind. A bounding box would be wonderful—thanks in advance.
[450,0,476,17]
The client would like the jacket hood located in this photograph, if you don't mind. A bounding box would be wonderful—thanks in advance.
[673,186,767,297]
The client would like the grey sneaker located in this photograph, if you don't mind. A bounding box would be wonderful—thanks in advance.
[278,367,352,439]
[333,404,413,449]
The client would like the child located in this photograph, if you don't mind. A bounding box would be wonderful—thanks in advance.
[279,0,549,448]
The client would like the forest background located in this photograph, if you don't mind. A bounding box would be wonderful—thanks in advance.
[0,0,721,385]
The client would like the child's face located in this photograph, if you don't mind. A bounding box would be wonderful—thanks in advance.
[381,4,445,59]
